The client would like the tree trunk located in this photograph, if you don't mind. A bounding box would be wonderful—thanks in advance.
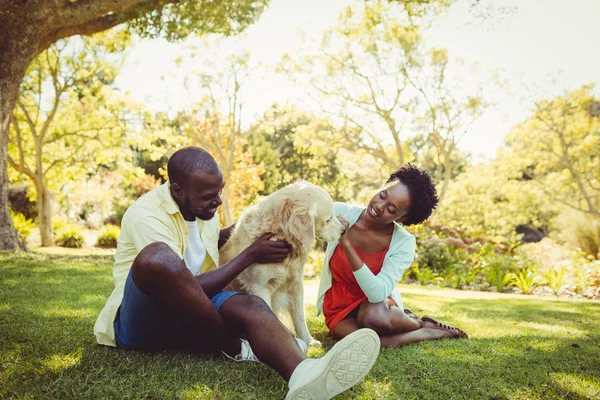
[34,180,54,247]
[0,35,40,250]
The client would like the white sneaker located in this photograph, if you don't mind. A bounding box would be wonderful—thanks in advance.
[286,329,380,400]
[222,338,259,363]
[223,337,308,363]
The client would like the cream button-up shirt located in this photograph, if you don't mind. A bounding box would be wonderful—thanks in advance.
[93,181,220,347]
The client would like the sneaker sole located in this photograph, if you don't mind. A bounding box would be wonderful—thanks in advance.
[285,329,380,400]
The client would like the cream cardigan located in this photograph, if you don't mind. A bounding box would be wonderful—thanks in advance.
[316,202,416,315]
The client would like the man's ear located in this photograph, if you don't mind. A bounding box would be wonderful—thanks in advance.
[170,182,183,200]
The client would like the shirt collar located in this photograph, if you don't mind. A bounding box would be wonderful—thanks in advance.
[158,180,181,215]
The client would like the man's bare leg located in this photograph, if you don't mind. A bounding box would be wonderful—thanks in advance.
[130,242,241,356]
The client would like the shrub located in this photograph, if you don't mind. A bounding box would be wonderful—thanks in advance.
[542,264,572,295]
[509,268,542,294]
[52,217,69,234]
[483,252,515,292]
[55,225,85,248]
[415,240,453,273]
[11,211,35,244]
[575,219,600,259]
[411,265,441,286]
[96,224,120,248]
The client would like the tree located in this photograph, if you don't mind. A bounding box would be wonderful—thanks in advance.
[175,50,258,226]
[248,105,349,201]
[434,161,557,245]
[284,0,484,202]
[8,31,130,246]
[504,85,600,218]
[0,0,268,250]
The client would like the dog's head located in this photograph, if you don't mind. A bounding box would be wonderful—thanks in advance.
[260,181,344,249]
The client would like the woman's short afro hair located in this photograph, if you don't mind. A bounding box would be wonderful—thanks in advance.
[387,164,439,225]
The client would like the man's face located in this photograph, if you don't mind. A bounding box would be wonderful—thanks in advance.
[175,172,225,221]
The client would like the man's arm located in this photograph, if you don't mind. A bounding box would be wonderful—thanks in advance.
[196,233,290,297]
[218,223,236,249]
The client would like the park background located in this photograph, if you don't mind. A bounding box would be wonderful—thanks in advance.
[1,0,599,398]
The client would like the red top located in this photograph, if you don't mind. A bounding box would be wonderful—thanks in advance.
[323,243,389,333]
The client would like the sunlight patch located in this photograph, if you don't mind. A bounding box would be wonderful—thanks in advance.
[551,372,600,398]
[180,384,216,399]
[43,350,82,372]
[360,379,395,399]
[46,307,95,318]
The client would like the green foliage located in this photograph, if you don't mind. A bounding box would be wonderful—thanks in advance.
[509,268,542,295]
[248,105,349,201]
[542,265,572,295]
[96,225,121,248]
[52,217,69,233]
[504,85,600,219]
[7,184,37,220]
[482,252,515,292]
[434,162,557,244]
[411,265,441,286]
[415,240,453,273]
[574,217,600,259]
[10,211,35,244]
[55,225,85,248]
[127,0,269,41]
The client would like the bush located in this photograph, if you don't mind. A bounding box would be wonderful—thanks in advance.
[415,240,453,273]
[8,184,37,220]
[575,218,600,259]
[482,252,515,292]
[55,225,85,248]
[52,217,69,234]
[96,224,120,248]
[11,211,35,244]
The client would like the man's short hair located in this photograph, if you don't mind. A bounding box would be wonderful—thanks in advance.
[167,146,221,187]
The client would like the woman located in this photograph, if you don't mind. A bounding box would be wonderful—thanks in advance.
[317,164,468,347]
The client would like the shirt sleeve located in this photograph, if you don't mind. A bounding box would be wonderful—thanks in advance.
[128,215,183,258]
[352,235,416,303]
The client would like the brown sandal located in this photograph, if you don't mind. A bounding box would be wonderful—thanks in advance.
[422,315,468,339]
[403,308,421,321]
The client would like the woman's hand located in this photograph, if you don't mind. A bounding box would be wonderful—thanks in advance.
[337,215,350,245]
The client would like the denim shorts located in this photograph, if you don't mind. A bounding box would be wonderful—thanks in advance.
[114,269,242,350]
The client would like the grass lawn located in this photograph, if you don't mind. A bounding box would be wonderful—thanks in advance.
[1,252,599,399]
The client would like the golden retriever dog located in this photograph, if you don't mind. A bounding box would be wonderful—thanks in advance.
[220,181,344,347]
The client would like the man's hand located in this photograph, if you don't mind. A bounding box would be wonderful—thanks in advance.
[248,233,292,264]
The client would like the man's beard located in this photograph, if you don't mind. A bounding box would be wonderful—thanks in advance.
[184,195,214,220]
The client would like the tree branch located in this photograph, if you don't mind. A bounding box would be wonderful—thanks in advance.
[42,0,177,48]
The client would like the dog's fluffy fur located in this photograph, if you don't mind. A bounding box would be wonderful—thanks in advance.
[220,181,344,347]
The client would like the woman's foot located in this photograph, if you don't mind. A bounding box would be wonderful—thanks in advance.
[421,316,468,339]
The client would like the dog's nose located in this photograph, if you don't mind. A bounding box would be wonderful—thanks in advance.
[341,228,346,236]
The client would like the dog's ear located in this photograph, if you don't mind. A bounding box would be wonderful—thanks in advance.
[280,198,316,245]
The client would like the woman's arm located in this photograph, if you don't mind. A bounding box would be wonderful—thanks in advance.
[337,216,415,303]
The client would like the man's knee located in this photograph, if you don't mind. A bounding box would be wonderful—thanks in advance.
[132,242,184,280]
[358,305,392,333]
[223,294,273,319]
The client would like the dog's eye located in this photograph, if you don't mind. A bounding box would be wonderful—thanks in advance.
[326,218,332,222]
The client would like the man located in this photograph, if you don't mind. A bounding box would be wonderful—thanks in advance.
[94,146,380,400]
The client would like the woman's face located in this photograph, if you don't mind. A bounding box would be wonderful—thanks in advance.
[365,181,411,225]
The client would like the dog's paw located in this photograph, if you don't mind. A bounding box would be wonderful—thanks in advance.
[308,338,322,348]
